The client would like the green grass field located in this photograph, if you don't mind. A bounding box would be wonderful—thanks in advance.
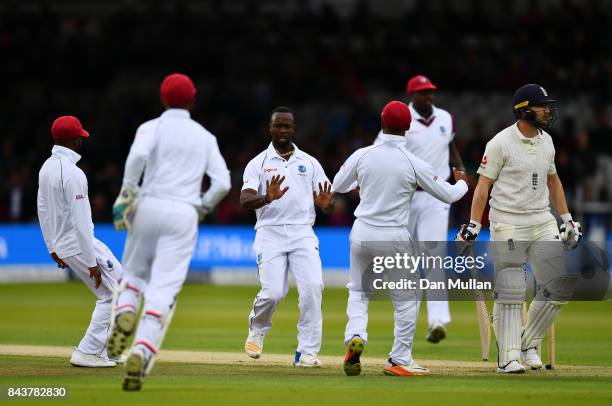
[1,282,611,405]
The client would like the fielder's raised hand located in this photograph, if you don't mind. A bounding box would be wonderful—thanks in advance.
[265,175,289,203]
[313,181,334,213]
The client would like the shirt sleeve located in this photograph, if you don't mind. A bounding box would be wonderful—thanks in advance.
[311,158,331,193]
[242,157,261,192]
[201,137,231,209]
[413,156,468,204]
[65,172,96,267]
[36,188,54,254]
[548,150,557,175]
[333,149,366,193]
[477,139,504,180]
[122,123,158,189]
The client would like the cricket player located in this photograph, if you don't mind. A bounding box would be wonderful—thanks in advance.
[334,101,468,376]
[37,116,124,368]
[107,73,231,390]
[373,75,465,343]
[241,107,334,367]
[456,84,582,373]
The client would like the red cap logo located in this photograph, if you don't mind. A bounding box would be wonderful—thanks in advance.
[160,73,196,107]
[406,75,437,94]
[51,116,90,140]
[381,100,411,131]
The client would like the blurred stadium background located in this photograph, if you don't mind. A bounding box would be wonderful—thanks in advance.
[1,0,611,283]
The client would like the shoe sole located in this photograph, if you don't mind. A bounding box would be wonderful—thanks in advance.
[70,361,116,368]
[294,362,322,368]
[383,366,431,376]
[426,326,446,344]
[122,353,144,391]
[343,337,364,376]
[108,311,137,359]
[496,368,526,374]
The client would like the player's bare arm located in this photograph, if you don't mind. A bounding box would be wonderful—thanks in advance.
[449,141,466,171]
[240,175,289,210]
[313,181,334,213]
[456,174,494,242]
[547,173,569,216]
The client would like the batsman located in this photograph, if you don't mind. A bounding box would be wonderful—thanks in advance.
[456,84,583,373]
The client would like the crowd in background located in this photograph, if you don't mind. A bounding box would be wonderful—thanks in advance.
[1,0,611,229]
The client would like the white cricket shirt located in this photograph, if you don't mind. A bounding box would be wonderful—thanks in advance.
[37,145,97,266]
[242,143,330,229]
[375,103,454,180]
[477,123,557,225]
[123,109,231,209]
[333,134,468,227]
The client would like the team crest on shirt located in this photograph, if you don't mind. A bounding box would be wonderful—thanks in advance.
[480,154,488,168]
[440,126,446,134]
[298,165,307,175]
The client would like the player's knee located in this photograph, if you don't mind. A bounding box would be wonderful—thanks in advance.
[494,265,526,304]
[536,276,576,302]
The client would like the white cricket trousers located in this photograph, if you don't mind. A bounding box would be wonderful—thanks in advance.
[116,196,198,357]
[407,191,451,326]
[62,238,122,358]
[490,219,569,366]
[345,219,419,366]
[248,225,323,356]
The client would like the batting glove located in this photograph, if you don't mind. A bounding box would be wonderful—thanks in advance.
[112,185,137,231]
[559,213,582,249]
[455,220,481,255]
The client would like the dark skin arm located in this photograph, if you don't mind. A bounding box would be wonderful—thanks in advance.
[240,175,289,210]
[449,140,465,171]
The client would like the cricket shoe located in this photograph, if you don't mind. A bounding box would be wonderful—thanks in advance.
[383,359,430,376]
[497,360,526,374]
[70,348,116,368]
[521,348,543,370]
[122,349,149,391]
[107,311,137,359]
[343,335,365,376]
[293,352,322,367]
[245,331,264,359]
[425,321,447,344]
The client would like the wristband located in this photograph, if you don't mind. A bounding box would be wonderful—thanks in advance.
[560,213,573,223]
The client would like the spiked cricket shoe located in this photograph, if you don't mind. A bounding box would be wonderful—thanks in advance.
[108,311,137,359]
[383,359,430,376]
[122,349,148,391]
[343,335,365,376]
[426,321,447,344]
[497,360,527,374]
[293,352,322,367]
[70,348,116,368]
[521,348,543,370]
[245,331,264,359]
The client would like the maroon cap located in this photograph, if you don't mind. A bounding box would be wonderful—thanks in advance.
[381,100,411,131]
[406,75,437,94]
[51,116,90,140]
[160,73,196,107]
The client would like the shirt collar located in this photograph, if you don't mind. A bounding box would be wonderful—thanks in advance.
[378,133,406,144]
[266,142,303,161]
[409,102,436,121]
[514,122,540,145]
[51,145,81,163]
[161,108,191,119]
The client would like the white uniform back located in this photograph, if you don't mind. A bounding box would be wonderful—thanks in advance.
[375,104,454,179]
[333,134,467,228]
[37,145,96,266]
[477,123,557,226]
[123,109,230,208]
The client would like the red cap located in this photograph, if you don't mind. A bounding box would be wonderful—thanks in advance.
[406,75,437,94]
[51,116,90,140]
[160,73,196,107]
[381,100,411,131]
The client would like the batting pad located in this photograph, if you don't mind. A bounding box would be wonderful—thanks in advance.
[493,302,522,367]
